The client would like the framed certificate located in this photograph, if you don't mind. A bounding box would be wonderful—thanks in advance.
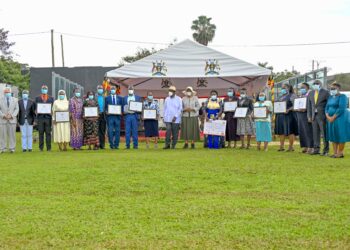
[293,98,307,110]
[274,101,287,114]
[224,101,237,112]
[84,107,98,118]
[37,103,52,114]
[108,105,122,115]
[129,101,143,112]
[234,107,248,118]
[203,120,227,136]
[253,107,268,118]
[55,111,70,123]
[143,109,157,120]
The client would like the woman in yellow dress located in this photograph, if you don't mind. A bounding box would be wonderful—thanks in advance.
[52,90,70,151]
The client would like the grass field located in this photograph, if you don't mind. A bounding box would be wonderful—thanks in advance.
[0,135,349,249]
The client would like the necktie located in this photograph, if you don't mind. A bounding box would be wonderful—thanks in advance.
[314,91,319,104]
[7,98,9,108]
[113,96,116,105]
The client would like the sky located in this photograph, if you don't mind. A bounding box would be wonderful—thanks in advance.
[1,0,350,75]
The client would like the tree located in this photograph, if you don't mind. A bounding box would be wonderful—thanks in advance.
[258,61,299,83]
[118,47,159,67]
[191,16,216,46]
[0,57,29,91]
[0,28,15,57]
[257,62,273,71]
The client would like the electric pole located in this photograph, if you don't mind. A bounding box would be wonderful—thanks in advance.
[61,34,65,67]
[51,29,55,67]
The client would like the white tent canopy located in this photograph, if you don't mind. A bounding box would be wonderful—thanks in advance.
[106,39,271,97]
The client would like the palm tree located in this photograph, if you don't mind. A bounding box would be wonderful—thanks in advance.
[258,62,274,71]
[191,16,216,46]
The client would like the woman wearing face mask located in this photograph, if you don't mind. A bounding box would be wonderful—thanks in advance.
[223,88,240,148]
[237,88,254,149]
[69,88,84,150]
[181,87,200,149]
[52,90,70,151]
[254,92,273,151]
[143,91,160,149]
[296,83,314,154]
[275,83,298,152]
[325,83,350,158]
[83,91,100,150]
[204,90,223,149]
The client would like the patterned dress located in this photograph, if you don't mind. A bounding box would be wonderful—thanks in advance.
[69,97,84,149]
[143,100,160,137]
[83,100,100,147]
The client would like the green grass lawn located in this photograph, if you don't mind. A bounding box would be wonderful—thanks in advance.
[0,134,349,249]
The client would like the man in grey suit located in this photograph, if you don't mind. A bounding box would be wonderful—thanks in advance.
[307,80,330,156]
[0,87,19,153]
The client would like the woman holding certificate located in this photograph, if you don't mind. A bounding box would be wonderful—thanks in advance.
[69,88,84,150]
[83,91,100,150]
[205,90,223,149]
[254,92,273,151]
[237,88,254,149]
[325,83,350,158]
[275,84,298,152]
[52,90,70,151]
[223,88,240,148]
[143,91,160,149]
[181,87,200,149]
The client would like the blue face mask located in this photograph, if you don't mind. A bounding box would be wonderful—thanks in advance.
[97,89,104,95]
[281,89,287,95]
[22,94,29,100]
[300,88,307,95]
[5,93,12,98]
[75,92,81,98]
[148,95,153,100]
[330,89,338,96]
[227,91,233,97]
[110,89,116,95]
[258,96,265,101]
[58,95,65,100]
[41,89,48,95]
[313,84,320,91]
[88,95,94,100]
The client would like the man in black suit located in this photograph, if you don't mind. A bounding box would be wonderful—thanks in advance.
[18,90,36,152]
[35,85,54,151]
[307,80,330,156]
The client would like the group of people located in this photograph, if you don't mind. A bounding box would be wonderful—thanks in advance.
[0,80,349,158]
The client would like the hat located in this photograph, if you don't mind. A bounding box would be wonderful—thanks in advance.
[22,90,29,94]
[169,86,176,92]
[183,86,197,95]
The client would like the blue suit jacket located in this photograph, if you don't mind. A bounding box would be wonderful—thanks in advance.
[123,95,142,116]
[105,95,123,116]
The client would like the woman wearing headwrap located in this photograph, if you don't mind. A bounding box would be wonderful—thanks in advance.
[69,88,84,150]
[83,91,100,150]
[52,90,70,151]
[204,90,223,149]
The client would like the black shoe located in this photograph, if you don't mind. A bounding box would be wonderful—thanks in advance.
[125,147,130,150]
[23,149,27,152]
[171,145,176,149]
[28,149,32,152]
[191,143,195,149]
[183,143,189,149]
[163,145,171,150]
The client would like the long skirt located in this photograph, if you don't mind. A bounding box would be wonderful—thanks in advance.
[53,122,70,143]
[70,118,84,148]
[181,116,200,141]
[297,112,313,148]
[225,112,240,141]
[84,119,99,146]
[255,121,272,142]
[144,120,159,137]
[237,117,254,135]
[275,112,299,136]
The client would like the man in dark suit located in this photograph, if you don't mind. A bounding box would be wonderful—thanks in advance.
[123,86,142,149]
[104,86,123,149]
[307,80,330,155]
[18,90,36,152]
[35,85,54,152]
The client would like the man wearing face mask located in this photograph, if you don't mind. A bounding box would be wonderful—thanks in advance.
[105,85,123,149]
[0,87,19,153]
[18,90,36,152]
[35,85,54,152]
[307,79,330,156]
[96,85,106,149]
[123,86,142,149]
[163,86,183,149]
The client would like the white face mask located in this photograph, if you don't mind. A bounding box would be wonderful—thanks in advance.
[168,92,173,97]
[241,94,246,98]
[128,90,134,95]
[186,91,192,97]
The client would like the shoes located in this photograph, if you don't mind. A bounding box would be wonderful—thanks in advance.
[28,149,32,152]
[278,148,285,152]
[320,152,328,156]
[163,145,170,150]
[10,150,14,153]
[183,143,189,149]
[191,143,195,149]
[23,149,27,152]
[310,151,320,155]
[171,145,176,149]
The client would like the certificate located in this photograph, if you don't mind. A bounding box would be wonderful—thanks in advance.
[293,98,307,110]
[234,107,248,118]
[224,101,237,112]
[84,107,98,118]
[253,107,268,118]
[143,109,157,120]
[55,111,69,123]
[37,103,52,114]
[274,101,287,114]
[108,105,122,115]
[129,101,143,112]
[203,120,226,136]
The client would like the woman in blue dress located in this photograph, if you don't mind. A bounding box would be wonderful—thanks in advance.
[326,83,350,158]
[204,90,223,149]
[143,91,160,149]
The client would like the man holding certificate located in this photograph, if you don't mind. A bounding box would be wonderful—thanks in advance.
[35,85,54,152]
[105,86,123,149]
[123,86,142,149]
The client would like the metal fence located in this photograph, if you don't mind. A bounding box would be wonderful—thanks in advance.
[51,72,84,99]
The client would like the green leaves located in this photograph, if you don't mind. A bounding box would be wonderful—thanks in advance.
[191,16,216,46]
